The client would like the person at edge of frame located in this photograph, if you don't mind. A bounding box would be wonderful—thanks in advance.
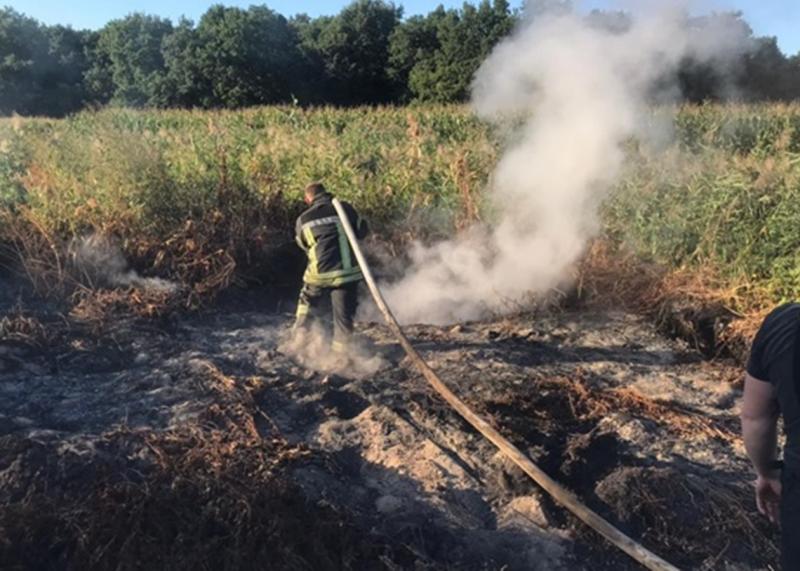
[292,182,368,354]
[742,302,800,570]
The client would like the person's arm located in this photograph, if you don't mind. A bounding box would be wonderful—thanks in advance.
[356,214,369,240]
[741,372,781,522]
[344,203,368,240]
[295,218,307,251]
[742,372,779,474]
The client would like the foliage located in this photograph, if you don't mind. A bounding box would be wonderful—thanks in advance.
[404,0,516,103]
[740,38,800,101]
[298,0,402,105]
[604,104,800,310]
[2,103,800,313]
[0,105,494,294]
[0,8,91,116]
[2,2,800,115]
[163,6,303,109]
[387,11,442,102]
[87,13,173,107]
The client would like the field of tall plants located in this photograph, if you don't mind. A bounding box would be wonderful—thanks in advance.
[1,103,799,318]
[0,106,494,302]
[605,104,800,315]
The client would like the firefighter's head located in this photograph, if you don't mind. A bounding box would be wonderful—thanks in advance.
[304,182,328,205]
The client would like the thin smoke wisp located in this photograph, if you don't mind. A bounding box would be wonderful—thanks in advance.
[70,234,177,292]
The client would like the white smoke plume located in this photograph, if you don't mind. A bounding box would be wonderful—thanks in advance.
[380,1,752,325]
[70,234,177,292]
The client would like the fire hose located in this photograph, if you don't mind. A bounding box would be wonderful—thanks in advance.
[332,198,680,571]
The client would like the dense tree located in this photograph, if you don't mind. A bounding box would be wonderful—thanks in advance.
[159,19,201,108]
[788,54,800,101]
[0,8,90,116]
[87,13,173,107]
[83,30,113,105]
[42,26,93,115]
[301,0,402,104]
[290,14,334,104]
[387,9,444,102]
[396,0,516,103]
[1,13,46,115]
[589,10,791,104]
[163,5,302,109]
[0,2,799,116]
[740,37,798,101]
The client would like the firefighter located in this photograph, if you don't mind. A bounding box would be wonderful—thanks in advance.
[742,302,800,569]
[292,182,368,353]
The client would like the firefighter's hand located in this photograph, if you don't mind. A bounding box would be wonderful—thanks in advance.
[755,474,781,524]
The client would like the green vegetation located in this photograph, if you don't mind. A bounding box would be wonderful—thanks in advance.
[1,103,799,312]
[2,1,800,117]
[0,1,518,115]
[0,106,494,297]
[605,104,800,308]
[0,105,493,230]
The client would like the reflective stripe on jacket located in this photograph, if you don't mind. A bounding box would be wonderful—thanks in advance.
[295,193,368,287]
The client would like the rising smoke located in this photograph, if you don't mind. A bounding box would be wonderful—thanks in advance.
[380,1,752,325]
[70,234,177,292]
[279,323,387,377]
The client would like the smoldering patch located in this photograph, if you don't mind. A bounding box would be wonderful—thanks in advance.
[278,323,387,378]
[69,234,178,293]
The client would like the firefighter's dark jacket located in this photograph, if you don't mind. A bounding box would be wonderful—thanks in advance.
[295,193,368,287]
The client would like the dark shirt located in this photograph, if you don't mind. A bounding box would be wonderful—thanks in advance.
[747,303,800,469]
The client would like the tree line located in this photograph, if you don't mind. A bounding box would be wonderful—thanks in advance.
[1,0,799,117]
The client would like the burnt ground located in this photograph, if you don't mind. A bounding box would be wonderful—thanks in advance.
[0,278,781,570]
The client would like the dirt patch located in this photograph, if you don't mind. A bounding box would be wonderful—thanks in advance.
[382,311,772,569]
[0,294,777,570]
[473,369,772,568]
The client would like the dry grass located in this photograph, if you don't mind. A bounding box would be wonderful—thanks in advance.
[575,240,735,313]
[69,287,183,332]
[0,190,294,324]
[0,361,398,571]
[2,104,799,327]
[478,365,774,568]
[553,373,738,442]
[0,210,73,298]
[0,309,60,347]
[596,467,779,569]
[576,239,770,361]
[0,427,363,571]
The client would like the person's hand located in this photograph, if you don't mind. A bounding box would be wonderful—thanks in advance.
[755,474,781,523]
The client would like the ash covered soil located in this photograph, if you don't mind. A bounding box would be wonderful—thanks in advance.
[0,283,780,570]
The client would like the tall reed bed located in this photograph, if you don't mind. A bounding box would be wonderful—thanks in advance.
[605,104,800,312]
[0,106,495,298]
[2,103,799,314]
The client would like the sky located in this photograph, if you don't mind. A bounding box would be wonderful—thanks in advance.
[6,0,800,55]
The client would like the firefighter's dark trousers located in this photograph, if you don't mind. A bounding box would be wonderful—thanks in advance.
[294,282,359,351]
